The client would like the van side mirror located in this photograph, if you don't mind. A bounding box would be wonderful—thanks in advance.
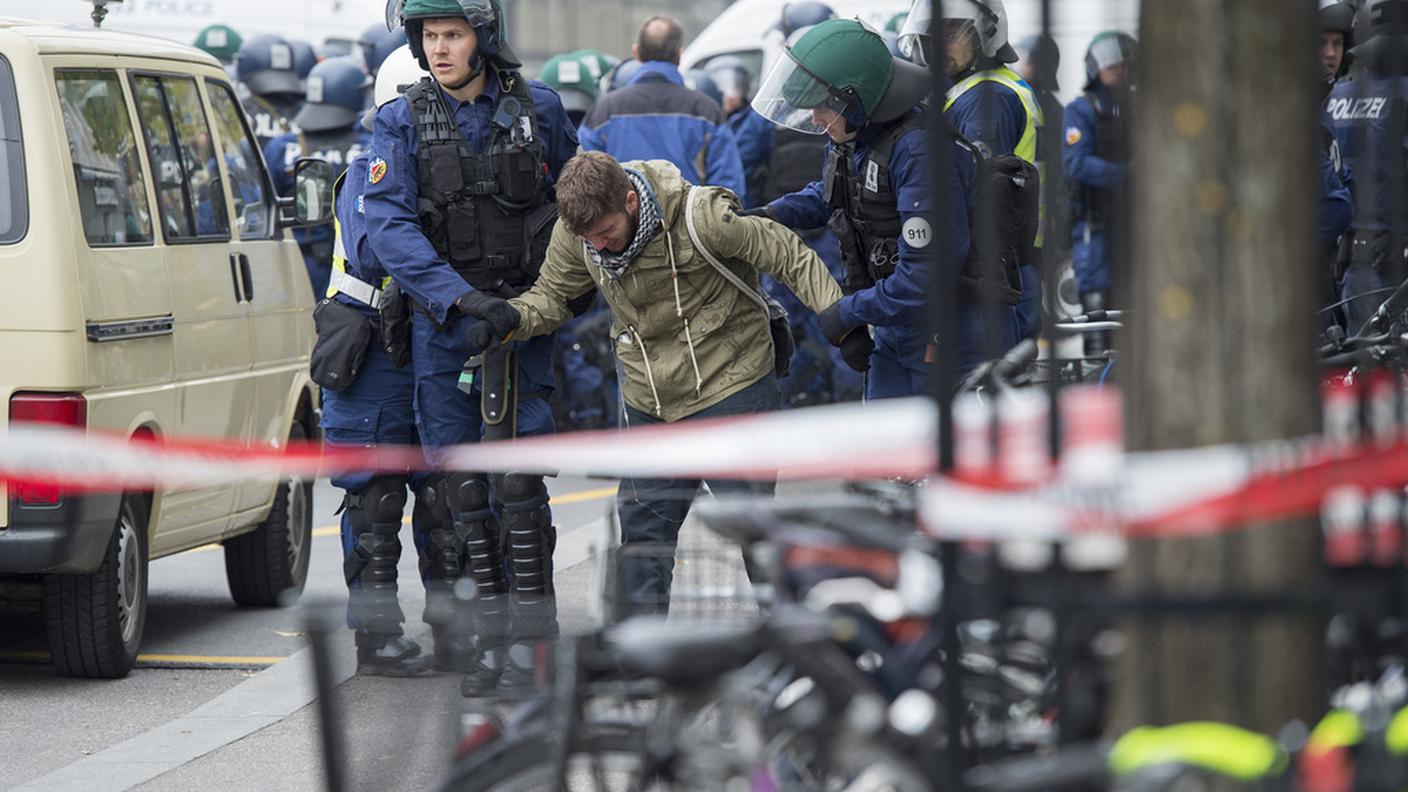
[279,157,335,228]
[295,157,335,224]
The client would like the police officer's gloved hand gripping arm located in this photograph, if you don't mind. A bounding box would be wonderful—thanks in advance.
[457,291,521,353]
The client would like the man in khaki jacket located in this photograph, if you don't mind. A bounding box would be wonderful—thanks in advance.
[469,151,868,613]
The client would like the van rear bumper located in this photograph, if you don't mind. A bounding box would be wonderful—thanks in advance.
[0,493,121,574]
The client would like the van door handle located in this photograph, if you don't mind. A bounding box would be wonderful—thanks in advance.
[229,253,244,303]
[238,254,254,302]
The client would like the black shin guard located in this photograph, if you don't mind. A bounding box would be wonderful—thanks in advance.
[497,472,558,640]
[342,477,410,645]
[439,472,510,646]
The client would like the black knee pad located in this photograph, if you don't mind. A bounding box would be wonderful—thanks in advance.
[414,473,451,524]
[498,473,548,508]
[359,476,410,524]
[445,472,491,516]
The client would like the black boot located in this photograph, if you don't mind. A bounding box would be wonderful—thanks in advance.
[495,641,544,700]
[460,645,506,697]
[356,634,432,677]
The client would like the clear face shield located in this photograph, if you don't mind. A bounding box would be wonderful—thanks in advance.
[385,0,496,31]
[751,50,854,135]
[896,0,931,64]
[708,67,749,103]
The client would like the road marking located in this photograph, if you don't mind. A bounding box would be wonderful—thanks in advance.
[187,484,619,554]
[0,651,285,667]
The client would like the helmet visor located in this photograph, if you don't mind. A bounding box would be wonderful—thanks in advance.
[1088,34,1131,70]
[386,0,496,31]
[751,49,854,135]
[707,65,749,101]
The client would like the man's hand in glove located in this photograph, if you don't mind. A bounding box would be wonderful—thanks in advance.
[465,319,500,356]
[819,301,873,373]
[455,290,521,339]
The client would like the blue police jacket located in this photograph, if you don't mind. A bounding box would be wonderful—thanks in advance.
[727,106,774,207]
[364,73,578,325]
[945,73,1030,159]
[765,119,972,336]
[1327,74,1408,234]
[1319,126,1354,250]
[332,150,386,316]
[1062,92,1128,204]
[577,61,746,197]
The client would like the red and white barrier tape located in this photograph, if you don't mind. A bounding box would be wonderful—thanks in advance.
[0,397,937,493]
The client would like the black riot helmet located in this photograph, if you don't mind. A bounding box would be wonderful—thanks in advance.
[1320,0,1358,78]
[1353,0,1408,75]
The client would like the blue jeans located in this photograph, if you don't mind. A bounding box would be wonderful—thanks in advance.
[615,374,782,615]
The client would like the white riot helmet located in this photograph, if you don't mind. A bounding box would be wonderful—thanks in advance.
[363,44,426,129]
[899,0,1018,68]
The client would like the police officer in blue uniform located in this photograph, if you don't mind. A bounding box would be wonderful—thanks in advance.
[753,18,1005,396]
[1062,32,1135,355]
[265,57,372,298]
[236,34,305,150]
[1327,0,1408,333]
[325,43,477,678]
[903,0,1042,342]
[365,0,577,699]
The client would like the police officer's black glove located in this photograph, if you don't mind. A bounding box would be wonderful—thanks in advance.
[465,319,501,357]
[455,290,521,339]
[736,206,773,220]
[836,329,874,372]
[819,302,872,373]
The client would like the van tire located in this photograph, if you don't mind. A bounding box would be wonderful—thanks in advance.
[225,423,313,607]
[43,494,149,679]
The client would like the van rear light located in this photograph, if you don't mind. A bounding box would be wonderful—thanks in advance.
[9,393,86,506]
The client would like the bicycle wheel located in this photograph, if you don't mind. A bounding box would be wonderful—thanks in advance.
[436,725,662,792]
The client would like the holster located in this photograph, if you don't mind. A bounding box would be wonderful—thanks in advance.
[310,298,372,391]
[828,210,873,294]
[378,281,412,369]
[480,345,518,440]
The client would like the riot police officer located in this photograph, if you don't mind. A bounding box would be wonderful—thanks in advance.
[1063,32,1135,355]
[364,0,577,699]
[752,18,1009,394]
[236,34,305,150]
[193,23,242,76]
[324,45,460,676]
[265,57,372,298]
[1326,0,1408,333]
[538,51,600,127]
[901,0,1044,342]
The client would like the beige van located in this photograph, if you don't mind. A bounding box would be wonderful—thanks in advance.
[0,17,334,678]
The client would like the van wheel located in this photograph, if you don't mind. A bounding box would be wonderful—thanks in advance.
[225,423,313,607]
[43,494,149,679]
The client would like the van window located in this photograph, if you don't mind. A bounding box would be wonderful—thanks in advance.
[133,74,229,242]
[0,55,27,245]
[205,80,275,240]
[54,70,153,246]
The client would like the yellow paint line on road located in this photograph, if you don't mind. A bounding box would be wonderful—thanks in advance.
[0,651,285,667]
[188,484,619,554]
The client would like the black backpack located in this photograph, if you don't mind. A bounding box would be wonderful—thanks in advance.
[955,129,1040,305]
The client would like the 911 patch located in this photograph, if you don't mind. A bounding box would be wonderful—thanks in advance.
[902,217,932,249]
[368,158,387,185]
[1066,126,1082,146]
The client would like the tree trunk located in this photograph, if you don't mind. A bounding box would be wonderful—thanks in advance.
[1111,0,1324,735]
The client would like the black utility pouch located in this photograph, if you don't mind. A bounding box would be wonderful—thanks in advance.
[764,294,794,379]
[311,298,372,391]
[378,282,413,369]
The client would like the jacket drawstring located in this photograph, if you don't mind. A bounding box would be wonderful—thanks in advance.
[665,231,704,397]
[629,325,664,417]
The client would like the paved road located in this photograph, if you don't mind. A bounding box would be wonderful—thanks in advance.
[0,474,627,792]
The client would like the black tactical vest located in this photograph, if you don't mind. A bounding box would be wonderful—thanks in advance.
[1071,91,1129,227]
[406,72,552,297]
[764,126,827,205]
[823,110,925,283]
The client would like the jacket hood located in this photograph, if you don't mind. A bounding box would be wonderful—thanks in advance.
[623,158,690,228]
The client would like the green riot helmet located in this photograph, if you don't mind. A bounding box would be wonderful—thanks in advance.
[538,52,598,124]
[1084,31,1137,90]
[386,0,520,76]
[752,17,930,135]
[884,11,908,34]
[194,24,243,65]
[571,48,619,85]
